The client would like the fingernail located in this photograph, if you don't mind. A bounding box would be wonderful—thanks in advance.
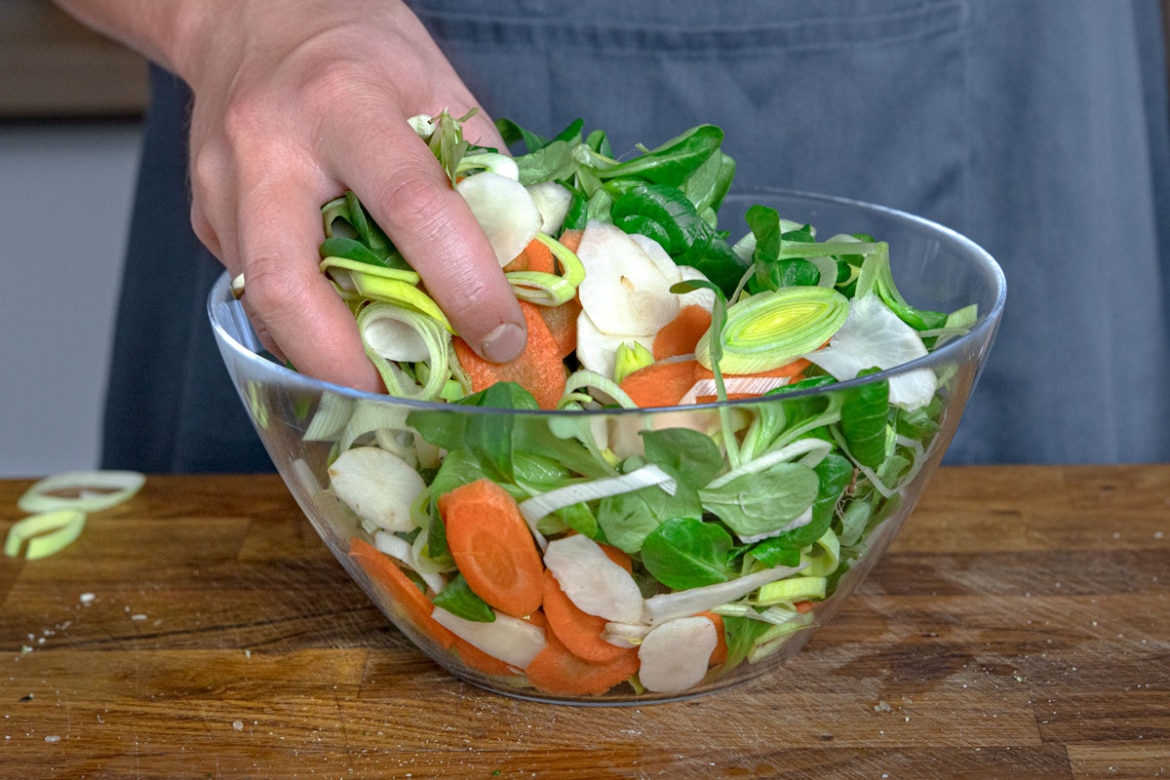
[479,322,526,363]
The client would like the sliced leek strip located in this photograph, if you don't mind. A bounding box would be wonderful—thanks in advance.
[4,509,86,560]
[17,470,145,514]
[349,276,452,332]
[535,232,586,288]
[696,286,849,374]
[799,528,841,578]
[319,256,421,286]
[505,232,587,306]
[303,391,354,442]
[560,370,638,410]
[756,575,828,606]
[505,271,577,306]
[357,303,452,402]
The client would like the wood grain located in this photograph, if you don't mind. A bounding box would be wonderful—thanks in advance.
[1,467,1168,779]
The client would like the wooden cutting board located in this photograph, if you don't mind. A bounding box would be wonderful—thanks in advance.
[1,465,1168,779]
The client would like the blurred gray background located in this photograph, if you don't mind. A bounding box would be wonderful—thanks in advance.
[1,1,146,477]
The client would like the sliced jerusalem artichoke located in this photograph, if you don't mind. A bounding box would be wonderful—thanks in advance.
[328,446,426,533]
[637,616,719,693]
[526,181,573,235]
[456,171,543,266]
[575,221,680,337]
[431,607,547,670]
[543,534,644,625]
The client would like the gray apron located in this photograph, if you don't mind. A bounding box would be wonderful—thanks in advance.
[101,0,1170,471]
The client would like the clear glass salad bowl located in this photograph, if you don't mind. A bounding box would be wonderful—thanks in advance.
[208,188,1005,705]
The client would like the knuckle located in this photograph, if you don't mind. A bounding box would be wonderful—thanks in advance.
[373,174,452,242]
[241,254,303,324]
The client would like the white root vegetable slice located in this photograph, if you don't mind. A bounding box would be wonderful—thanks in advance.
[575,221,679,336]
[328,446,425,533]
[456,171,543,266]
[601,621,651,649]
[637,616,718,694]
[628,234,681,284]
[642,563,805,625]
[803,294,937,409]
[543,534,644,624]
[17,470,145,514]
[526,181,573,235]
[4,509,86,560]
[431,607,546,670]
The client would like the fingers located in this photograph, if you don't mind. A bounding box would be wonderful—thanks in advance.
[327,116,527,363]
[232,158,384,392]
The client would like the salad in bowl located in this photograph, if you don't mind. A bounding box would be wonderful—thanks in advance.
[209,111,1005,703]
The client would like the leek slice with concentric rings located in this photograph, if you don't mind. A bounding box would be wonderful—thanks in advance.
[695,286,849,374]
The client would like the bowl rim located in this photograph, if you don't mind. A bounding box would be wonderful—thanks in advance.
[208,186,1007,417]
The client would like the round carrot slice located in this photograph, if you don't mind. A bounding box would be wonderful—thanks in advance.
[525,627,640,697]
[442,479,544,618]
[348,537,457,650]
[541,570,631,664]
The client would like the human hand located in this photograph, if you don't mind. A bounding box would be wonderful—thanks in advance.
[173,0,525,391]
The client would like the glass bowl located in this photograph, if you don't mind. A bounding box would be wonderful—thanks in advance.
[208,187,1006,705]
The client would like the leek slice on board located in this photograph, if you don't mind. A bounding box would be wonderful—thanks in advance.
[17,470,145,514]
[4,509,86,560]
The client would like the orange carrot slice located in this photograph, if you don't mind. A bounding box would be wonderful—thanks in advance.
[698,611,729,666]
[557,228,584,253]
[503,237,557,274]
[692,357,813,382]
[599,541,634,574]
[653,304,713,361]
[453,299,566,410]
[541,570,631,664]
[440,479,544,618]
[450,635,521,677]
[349,537,457,650]
[618,359,702,408]
[539,296,582,360]
[525,625,641,696]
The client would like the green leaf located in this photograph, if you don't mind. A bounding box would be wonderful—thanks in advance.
[550,501,600,539]
[641,517,733,590]
[769,258,821,288]
[839,369,889,469]
[611,183,716,267]
[597,482,702,554]
[745,539,802,568]
[722,614,772,670]
[699,462,819,538]
[458,383,541,482]
[585,124,724,187]
[318,236,390,267]
[754,453,854,553]
[686,151,737,217]
[513,139,578,185]
[640,428,725,489]
[432,573,496,623]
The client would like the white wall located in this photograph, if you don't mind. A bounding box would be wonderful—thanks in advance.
[0,122,143,478]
